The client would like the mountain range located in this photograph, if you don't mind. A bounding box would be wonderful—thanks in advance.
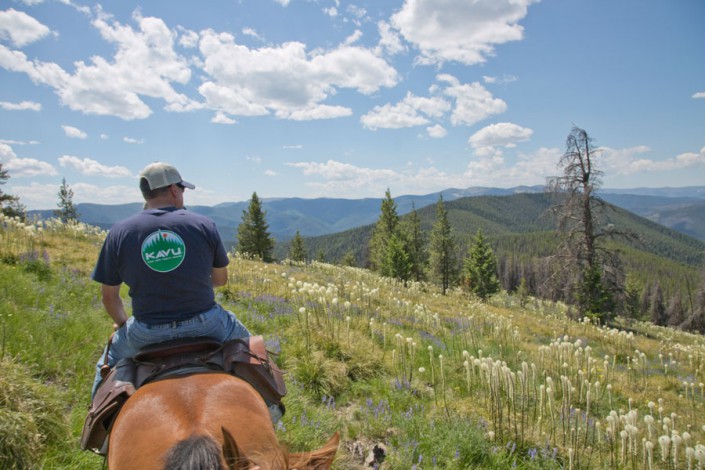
[29,186,705,246]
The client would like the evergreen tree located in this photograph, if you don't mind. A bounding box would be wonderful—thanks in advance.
[54,177,79,223]
[516,277,530,308]
[622,276,643,321]
[368,189,399,271]
[315,248,326,263]
[399,203,427,282]
[341,250,356,267]
[236,192,275,262]
[429,195,458,295]
[288,230,307,262]
[463,229,500,301]
[0,163,25,219]
[381,233,412,282]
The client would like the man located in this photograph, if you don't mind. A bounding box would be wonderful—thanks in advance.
[91,162,281,422]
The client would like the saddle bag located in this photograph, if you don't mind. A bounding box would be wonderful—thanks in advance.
[222,336,287,405]
[80,359,136,454]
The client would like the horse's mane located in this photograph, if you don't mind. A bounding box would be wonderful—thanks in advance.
[163,434,223,470]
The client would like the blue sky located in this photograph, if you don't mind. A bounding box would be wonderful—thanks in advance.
[1,0,703,210]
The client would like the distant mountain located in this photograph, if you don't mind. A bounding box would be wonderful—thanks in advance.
[27,185,705,245]
[599,194,705,242]
[300,192,705,266]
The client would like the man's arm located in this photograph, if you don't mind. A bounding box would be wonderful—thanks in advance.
[211,266,228,287]
[101,284,128,329]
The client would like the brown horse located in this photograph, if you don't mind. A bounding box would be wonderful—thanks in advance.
[108,373,339,469]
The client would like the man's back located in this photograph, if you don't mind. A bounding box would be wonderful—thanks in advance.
[92,207,228,324]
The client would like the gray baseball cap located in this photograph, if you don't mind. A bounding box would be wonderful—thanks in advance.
[139,162,195,190]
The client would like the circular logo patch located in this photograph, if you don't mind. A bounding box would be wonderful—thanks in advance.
[141,230,186,273]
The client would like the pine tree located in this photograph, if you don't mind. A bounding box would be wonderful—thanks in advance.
[369,189,399,272]
[236,192,275,262]
[0,163,25,219]
[463,229,500,301]
[429,195,458,295]
[341,250,356,267]
[54,178,79,223]
[382,233,412,282]
[288,230,307,262]
[622,276,643,321]
[399,203,427,282]
[316,249,326,263]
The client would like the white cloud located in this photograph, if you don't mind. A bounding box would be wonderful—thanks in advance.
[361,91,450,130]
[123,137,144,144]
[361,75,504,130]
[0,10,196,120]
[343,30,363,46]
[438,74,507,126]
[601,145,705,175]
[463,146,561,187]
[287,159,470,196]
[693,92,705,99]
[427,124,447,138]
[468,122,533,157]
[58,155,132,177]
[264,169,277,176]
[62,125,87,139]
[376,21,406,56]
[0,100,41,111]
[282,105,352,121]
[242,27,263,41]
[390,0,537,65]
[0,142,56,177]
[323,7,338,17]
[0,139,39,145]
[198,30,398,120]
[177,27,199,48]
[283,144,303,150]
[273,0,291,6]
[0,9,51,47]
[14,182,141,209]
[212,111,236,124]
[483,74,518,85]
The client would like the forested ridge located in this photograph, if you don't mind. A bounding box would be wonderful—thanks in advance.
[280,193,704,323]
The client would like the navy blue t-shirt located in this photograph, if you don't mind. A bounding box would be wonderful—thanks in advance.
[92,207,229,325]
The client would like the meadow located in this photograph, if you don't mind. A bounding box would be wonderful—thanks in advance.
[1,214,704,469]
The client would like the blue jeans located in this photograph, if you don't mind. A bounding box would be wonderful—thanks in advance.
[92,303,251,398]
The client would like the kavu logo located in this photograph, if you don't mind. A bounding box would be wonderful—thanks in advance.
[141,230,186,272]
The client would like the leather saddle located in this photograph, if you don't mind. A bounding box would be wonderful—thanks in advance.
[80,335,286,455]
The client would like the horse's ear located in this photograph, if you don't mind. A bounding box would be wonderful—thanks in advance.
[222,426,254,470]
[288,432,339,470]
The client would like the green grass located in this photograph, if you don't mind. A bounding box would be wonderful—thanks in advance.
[2,219,705,469]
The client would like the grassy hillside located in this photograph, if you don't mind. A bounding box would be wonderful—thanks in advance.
[2,216,705,469]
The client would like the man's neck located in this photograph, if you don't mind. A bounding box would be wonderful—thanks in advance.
[145,197,178,210]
